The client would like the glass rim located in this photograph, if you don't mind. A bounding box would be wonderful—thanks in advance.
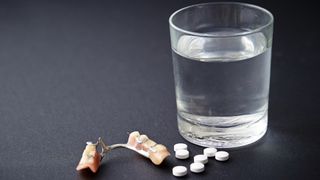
[169,2,274,38]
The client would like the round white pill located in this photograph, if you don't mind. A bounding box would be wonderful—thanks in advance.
[174,143,188,151]
[194,154,208,164]
[203,147,217,157]
[190,162,205,173]
[172,166,187,177]
[175,149,189,159]
[215,151,229,161]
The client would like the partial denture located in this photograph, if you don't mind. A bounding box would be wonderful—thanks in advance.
[76,142,101,173]
[76,131,170,173]
[126,131,170,165]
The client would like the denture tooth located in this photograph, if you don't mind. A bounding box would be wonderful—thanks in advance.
[127,131,140,146]
[137,135,149,143]
[149,144,170,165]
[142,139,157,151]
[134,134,148,150]
[76,144,101,173]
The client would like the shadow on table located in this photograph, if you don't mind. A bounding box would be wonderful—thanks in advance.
[77,163,108,180]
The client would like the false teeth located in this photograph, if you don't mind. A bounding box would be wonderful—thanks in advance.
[77,131,170,173]
[76,143,101,173]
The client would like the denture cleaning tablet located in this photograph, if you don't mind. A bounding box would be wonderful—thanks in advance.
[194,154,208,164]
[172,166,187,177]
[175,149,189,159]
[174,143,188,151]
[203,147,217,157]
[190,162,205,173]
[215,151,229,161]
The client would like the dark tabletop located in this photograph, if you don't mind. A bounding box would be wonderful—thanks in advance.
[0,0,319,179]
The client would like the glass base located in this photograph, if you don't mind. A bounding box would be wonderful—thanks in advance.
[177,111,268,148]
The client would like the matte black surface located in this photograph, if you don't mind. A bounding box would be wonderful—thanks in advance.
[0,0,319,179]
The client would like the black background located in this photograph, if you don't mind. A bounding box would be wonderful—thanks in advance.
[0,0,319,179]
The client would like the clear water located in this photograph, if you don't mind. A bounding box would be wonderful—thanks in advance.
[172,30,271,148]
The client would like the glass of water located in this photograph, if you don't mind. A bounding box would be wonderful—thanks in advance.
[169,2,274,148]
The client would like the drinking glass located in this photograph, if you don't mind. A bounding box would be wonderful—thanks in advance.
[169,2,274,148]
